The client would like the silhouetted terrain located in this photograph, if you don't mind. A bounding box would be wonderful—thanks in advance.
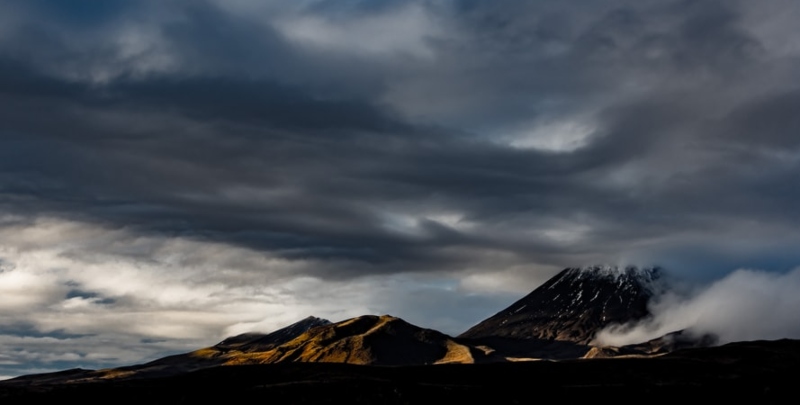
[1,339,797,403]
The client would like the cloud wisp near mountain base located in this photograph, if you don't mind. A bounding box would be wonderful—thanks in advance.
[594,267,800,346]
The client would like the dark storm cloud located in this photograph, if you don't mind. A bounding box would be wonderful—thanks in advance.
[24,0,134,24]
[725,90,800,149]
[1,0,800,282]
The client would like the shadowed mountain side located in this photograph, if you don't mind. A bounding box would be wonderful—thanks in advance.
[459,336,592,360]
[459,330,717,360]
[460,266,663,344]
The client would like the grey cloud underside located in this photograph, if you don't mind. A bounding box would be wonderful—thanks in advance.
[2,0,800,280]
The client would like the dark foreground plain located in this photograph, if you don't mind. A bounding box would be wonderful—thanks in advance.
[1,339,797,404]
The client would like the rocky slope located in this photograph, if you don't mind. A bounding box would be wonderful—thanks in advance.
[459,265,665,345]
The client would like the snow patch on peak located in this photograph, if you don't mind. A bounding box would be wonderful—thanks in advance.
[561,265,666,296]
[578,264,653,275]
[576,265,661,280]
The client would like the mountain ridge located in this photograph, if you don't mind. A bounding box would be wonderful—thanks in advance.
[1,265,717,384]
[217,314,485,366]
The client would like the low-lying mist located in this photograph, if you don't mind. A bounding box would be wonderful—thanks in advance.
[594,267,800,346]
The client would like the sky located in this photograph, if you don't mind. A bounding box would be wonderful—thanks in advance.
[1,0,800,379]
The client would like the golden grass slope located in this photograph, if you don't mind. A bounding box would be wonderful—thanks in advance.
[220,315,479,366]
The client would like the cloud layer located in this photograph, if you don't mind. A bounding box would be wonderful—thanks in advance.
[594,268,800,346]
[2,0,800,377]
[0,216,516,378]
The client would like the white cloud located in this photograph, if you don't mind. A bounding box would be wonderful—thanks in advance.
[505,118,597,152]
[0,267,66,310]
[273,3,448,59]
[459,262,562,295]
[594,267,800,346]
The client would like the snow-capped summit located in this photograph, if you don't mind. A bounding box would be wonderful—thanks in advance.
[564,265,664,295]
[459,266,666,344]
[578,264,660,278]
